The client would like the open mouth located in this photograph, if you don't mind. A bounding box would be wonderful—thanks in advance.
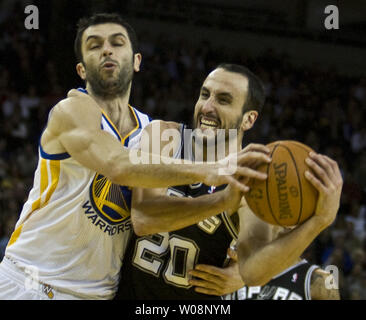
[101,62,117,70]
[200,117,220,129]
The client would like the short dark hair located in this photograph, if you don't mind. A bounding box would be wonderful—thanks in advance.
[215,63,265,114]
[74,13,139,63]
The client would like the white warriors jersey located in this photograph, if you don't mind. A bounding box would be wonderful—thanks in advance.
[5,91,151,299]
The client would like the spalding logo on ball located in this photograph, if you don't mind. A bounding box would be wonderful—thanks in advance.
[244,140,318,226]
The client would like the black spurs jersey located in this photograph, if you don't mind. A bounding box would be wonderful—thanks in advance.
[224,260,319,300]
[116,125,238,300]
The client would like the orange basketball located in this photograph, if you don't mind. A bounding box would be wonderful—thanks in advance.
[244,140,318,226]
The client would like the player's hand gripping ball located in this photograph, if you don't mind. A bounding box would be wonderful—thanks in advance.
[244,141,318,226]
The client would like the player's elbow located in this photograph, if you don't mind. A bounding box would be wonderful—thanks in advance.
[131,209,155,236]
[103,152,133,186]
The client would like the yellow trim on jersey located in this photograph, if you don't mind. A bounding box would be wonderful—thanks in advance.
[8,160,61,248]
[32,159,48,211]
[121,106,140,146]
[100,109,123,141]
[100,105,140,146]
[32,159,61,211]
[44,160,61,205]
[7,224,24,247]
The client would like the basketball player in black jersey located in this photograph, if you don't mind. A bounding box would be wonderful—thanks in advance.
[225,258,339,300]
[116,63,343,299]
[221,221,340,300]
[197,215,340,300]
[116,63,270,300]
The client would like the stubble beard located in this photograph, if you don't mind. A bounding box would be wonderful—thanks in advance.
[84,60,134,100]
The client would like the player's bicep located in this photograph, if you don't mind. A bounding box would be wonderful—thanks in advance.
[48,98,126,178]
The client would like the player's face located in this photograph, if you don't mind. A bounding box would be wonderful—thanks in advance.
[78,23,141,99]
[193,68,249,136]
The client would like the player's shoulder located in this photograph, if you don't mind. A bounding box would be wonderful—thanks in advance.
[57,89,99,113]
[48,90,101,132]
[310,267,340,300]
[310,267,332,285]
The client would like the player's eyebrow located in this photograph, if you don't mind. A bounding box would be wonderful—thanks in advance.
[85,33,127,43]
[217,92,233,99]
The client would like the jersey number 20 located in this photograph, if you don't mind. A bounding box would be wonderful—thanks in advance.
[132,233,200,288]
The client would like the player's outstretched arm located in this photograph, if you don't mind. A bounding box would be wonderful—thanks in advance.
[43,90,250,189]
[131,122,270,235]
[131,185,246,236]
[237,153,343,286]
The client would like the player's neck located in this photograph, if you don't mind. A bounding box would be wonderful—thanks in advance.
[87,85,131,125]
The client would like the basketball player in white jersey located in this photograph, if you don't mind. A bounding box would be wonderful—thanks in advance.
[0,14,267,300]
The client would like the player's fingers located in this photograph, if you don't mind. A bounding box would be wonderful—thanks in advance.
[194,286,221,296]
[305,154,333,188]
[322,155,343,179]
[223,176,250,193]
[242,143,271,155]
[309,153,334,174]
[322,155,344,188]
[189,270,221,283]
[189,278,222,291]
[237,151,272,166]
[235,166,268,181]
[194,264,227,278]
[304,170,327,194]
[320,155,337,173]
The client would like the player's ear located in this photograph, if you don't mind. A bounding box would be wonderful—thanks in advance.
[241,110,258,131]
[76,62,86,80]
[133,53,142,72]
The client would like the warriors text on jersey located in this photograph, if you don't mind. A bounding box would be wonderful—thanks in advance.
[224,260,319,300]
[2,89,151,299]
[116,125,238,300]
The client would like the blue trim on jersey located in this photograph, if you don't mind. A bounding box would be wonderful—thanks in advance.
[40,145,70,160]
[125,107,151,146]
[77,88,88,94]
[133,107,143,128]
[101,114,122,141]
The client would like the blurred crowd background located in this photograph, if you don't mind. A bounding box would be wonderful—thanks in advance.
[0,0,365,299]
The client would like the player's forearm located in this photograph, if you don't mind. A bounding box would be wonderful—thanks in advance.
[59,126,216,189]
[99,148,215,188]
[111,159,207,189]
[132,191,228,235]
[237,216,327,286]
